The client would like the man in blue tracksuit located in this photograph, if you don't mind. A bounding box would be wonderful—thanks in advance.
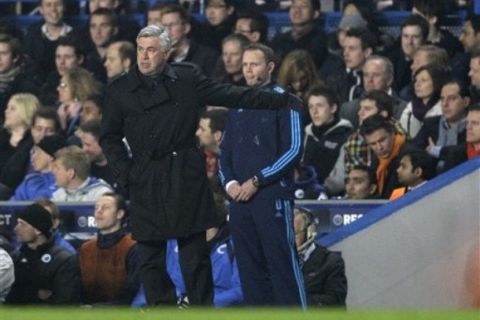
[219,43,306,307]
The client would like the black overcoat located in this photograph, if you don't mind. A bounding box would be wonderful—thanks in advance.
[100,63,301,241]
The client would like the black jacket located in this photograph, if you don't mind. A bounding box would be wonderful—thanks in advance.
[413,115,466,150]
[100,63,302,241]
[178,40,219,77]
[302,244,347,307]
[6,240,81,305]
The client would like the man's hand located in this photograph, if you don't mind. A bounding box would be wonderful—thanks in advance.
[227,182,242,201]
[237,178,258,202]
[426,137,436,153]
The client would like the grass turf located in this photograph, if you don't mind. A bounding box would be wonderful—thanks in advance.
[0,308,479,320]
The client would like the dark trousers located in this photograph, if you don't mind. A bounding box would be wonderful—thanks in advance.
[137,231,213,305]
[229,198,307,307]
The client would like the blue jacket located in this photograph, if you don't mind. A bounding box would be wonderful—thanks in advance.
[10,172,57,201]
[219,83,303,199]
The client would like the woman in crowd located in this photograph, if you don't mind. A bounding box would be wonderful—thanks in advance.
[0,93,40,172]
[400,64,449,138]
[57,67,102,138]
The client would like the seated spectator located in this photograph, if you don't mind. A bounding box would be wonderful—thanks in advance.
[344,165,378,200]
[34,198,76,254]
[460,14,480,57]
[390,148,436,200]
[104,41,135,83]
[161,3,219,77]
[0,94,39,174]
[328,4,368,57]
[0,108,61,199]
[326,28,376,103]
[400,64,449,139]
[412,0,463,58]
[79,192,140,305]
[387,15,429,95]
[51,145,113,202]
[0,34,40,121]
[340,55,407,129]
[57,67,102,137]
[441,104,480,170]
[213,34,248,85]
[0,246,14,304]
[414,80,469,170]
[361,114,410,199]
[234,9,269,44]
[470,49,480,104]
[80,94,103,125]
[77,119,117,191]
[401,44,449,101]
[41,36,85,106]
[10,134,67,201]
[294,208,347,307]
[23,0,74,80]
[5,204,81,305]
[201,0,237,52]
[270,0,337,77]
[84,8,119,83]
[302,86,353,184]
[277,50,322,103]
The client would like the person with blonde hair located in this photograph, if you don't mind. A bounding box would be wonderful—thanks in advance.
[57,67,102,136]
[51,145,112,202]
[277,50,322,102]
[0,93,40,172]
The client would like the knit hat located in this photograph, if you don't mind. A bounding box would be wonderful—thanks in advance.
[16,204,53,238]
[338,15,368,31]
[37,135,67,158]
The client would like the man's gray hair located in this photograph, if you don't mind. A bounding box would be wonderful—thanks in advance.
[137,25,172,53]
[364,55,394,82]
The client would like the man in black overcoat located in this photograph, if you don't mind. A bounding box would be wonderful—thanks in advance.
[100,25,303,306]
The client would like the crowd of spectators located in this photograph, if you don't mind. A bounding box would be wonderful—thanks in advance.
[0,0,479,308]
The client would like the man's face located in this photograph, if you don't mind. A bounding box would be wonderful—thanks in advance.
[40,0,64,26]
[205,0,231,27]
[0,42,14,74]
[308,95,336,127]
[137,36,167,76]
[196,118,216,150]
[469,57,480,87]
[15,218,40,244]
[147,9,163,26]
[363,59,390,92]
[51,158,71,188]
[222,40,243,76]
[89,0,115,12]
[401,25,424,59]
[358,99,380,125]
[90,14,117,48]
[440,83,467,123]
[56,45,81,76]
[80,100,102,124]
[32,146,53,172]
[343,36,369,70]
[460,21,480,53]
[161,12,188,47]
[80,132,104,163]
[293,213,306,249]
[31,117,56,144]
[94,195,122,234]
[235,18,257,43]
[466,110,480,145]
[345,169,375,199]
[290,0,317,27]
[410,50,429,75]
[104,43,126,79]
[242,49,271,88]
[365,128,395,159]
[396,155,419,186]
